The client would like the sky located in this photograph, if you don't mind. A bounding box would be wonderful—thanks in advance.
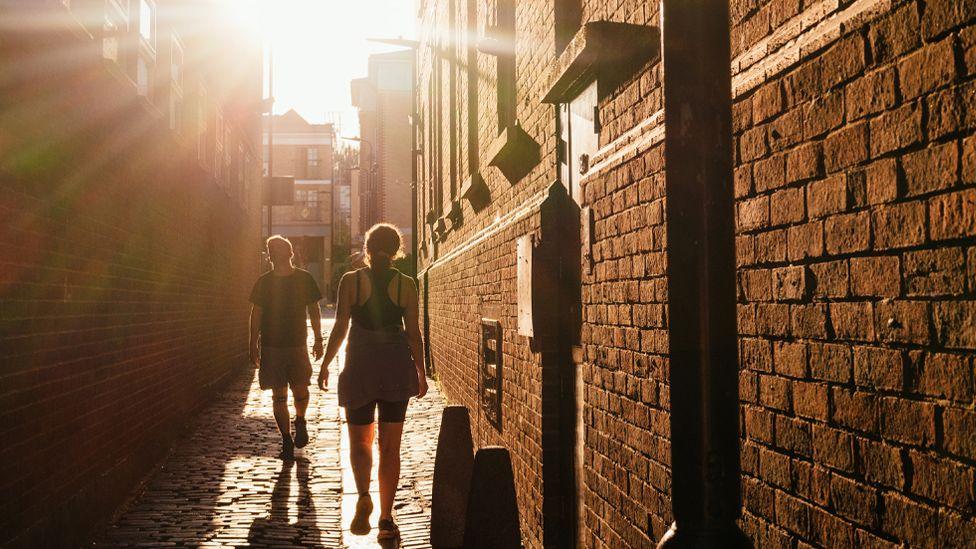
[239,0,417,136]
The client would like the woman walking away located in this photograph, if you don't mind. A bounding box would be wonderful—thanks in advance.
[318,223,428,542]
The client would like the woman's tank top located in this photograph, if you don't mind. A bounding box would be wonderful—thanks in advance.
[350,267,405,331]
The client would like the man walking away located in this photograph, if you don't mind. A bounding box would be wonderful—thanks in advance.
[249,235,324,460]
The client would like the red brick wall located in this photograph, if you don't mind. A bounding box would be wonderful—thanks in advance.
[415,0,559,545]
[418,0,976,546]
[0,9,263,545]
[732,0,976,545]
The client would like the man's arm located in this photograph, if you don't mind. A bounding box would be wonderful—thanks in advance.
[403,275,428,398]
[249,304,262,365]
[318,272,353,390]
[308,301,323,360]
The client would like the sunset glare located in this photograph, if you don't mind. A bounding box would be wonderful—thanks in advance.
[234,0,417,132]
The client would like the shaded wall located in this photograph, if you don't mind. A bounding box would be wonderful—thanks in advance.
[732,0,976,545]
[0,7,263,545]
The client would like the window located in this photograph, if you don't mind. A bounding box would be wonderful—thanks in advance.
[169,35,184,133]
[241,149,251,208]
[238,146,245,185]
[495,0,516,134]
[197,85,209,165]
[139,0,154,44]
[307,147,320,178]
[554,0,582,54]
[224,128,233,186]
[557,81,598,204]
[296,189,319,208]
[214,110,224,181]
[102,0,128,66]
[169,92,181,132]
[135,0,156,99]
[295,188,321,220]
[171,35,184,90]
[136,57,151,97]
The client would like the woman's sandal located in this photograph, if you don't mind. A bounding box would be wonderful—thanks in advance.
[377,518,400,541]
[350,493,373,535]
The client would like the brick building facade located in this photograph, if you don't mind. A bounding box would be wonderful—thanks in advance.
[351,49,415,254]
[416,0,976,547]
[263,109,336,300]
[0,2,263,545]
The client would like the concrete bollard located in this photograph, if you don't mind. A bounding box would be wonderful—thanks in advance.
[431,405,475,548]
[462,446,522,549]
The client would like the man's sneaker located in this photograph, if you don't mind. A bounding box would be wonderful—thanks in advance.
[376,518,399,541]
[278,439,295,461]
[294,417,309,448]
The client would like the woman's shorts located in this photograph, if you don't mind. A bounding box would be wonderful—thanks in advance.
[259,346,313,390]
[345,399,409,425]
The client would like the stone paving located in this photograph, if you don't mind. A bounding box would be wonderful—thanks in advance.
[94,318,445,548]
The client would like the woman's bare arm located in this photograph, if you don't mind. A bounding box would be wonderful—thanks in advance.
[402,275,428,397]
[318,272,353,390]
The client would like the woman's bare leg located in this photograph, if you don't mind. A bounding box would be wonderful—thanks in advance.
[377,421,404,520]
[348,423,375,495]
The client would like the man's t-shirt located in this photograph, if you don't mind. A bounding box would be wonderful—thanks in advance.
[249,269,322,347]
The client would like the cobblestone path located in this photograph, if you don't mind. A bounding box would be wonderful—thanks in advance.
[95,319,445,548]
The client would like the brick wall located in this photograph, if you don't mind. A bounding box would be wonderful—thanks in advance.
[0,6,263,545]
[415,0,559,545]
[732,0,976,545]
[418,0,975,546]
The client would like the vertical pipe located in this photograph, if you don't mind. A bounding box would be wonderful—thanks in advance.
[411,48,418,277]
[267,42,274,239]
[658,0,750,546]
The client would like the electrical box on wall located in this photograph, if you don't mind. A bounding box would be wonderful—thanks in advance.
[480,318,503,430]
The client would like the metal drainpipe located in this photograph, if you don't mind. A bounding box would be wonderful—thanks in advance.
[658,0,750,546]
[411,49,418,277]
[266,42,274,239]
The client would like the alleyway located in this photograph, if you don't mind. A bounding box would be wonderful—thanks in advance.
[94,319,444,548]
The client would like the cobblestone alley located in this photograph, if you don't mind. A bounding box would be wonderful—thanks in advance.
[94,319,444,548]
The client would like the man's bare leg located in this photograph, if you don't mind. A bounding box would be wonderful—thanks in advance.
[271,386,294,459]
[292,385,310,448]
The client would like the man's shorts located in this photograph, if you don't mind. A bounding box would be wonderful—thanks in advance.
[259,346,313,390]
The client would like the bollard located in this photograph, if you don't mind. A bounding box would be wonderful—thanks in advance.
[462,446,522,549]
[431,405,475,548]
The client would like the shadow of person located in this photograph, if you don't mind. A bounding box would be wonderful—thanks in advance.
[247,458,321,547]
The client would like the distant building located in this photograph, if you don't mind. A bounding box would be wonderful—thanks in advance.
[350,49,414,255]
[263,109,336,300]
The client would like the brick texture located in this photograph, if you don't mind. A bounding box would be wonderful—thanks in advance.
[733,0,976,545]
[417,0,976,546]
[0,8,263,546]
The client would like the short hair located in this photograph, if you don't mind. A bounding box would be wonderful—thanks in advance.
[265,235,293,261]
